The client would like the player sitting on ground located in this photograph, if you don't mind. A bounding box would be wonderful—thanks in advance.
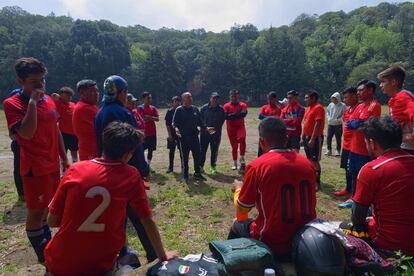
[229,117,316,257]
[45,121,177,275]
[349,116,414,256]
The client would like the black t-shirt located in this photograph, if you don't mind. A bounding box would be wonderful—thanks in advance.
[165,108,175,128]
[148,254,219,276]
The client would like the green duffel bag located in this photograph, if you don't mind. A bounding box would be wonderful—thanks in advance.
[209,238,278,275]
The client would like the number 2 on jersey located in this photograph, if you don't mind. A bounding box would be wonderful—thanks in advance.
[78,186,111,232]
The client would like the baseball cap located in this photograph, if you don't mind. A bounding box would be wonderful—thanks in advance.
[287,90,299,97]
[229,89,239,96]
[127,93,137,102]
[268,91,277,98]
[210,92,220,98]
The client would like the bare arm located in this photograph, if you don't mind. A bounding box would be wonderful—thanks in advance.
[15,90,43,139]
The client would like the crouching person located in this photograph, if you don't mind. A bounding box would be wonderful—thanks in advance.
[346,116,414,256]
[228,117,316,257]
[45,122,176,275]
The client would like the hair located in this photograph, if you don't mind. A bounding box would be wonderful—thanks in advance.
[76,79,97,92]
[142,91,151,99]
[102,121,144,160]
[342,87,357,95]
[305,89,319,101]
[268,91,277,99]
[377,65,406,89]
[181,91,191,98]
[15,57,47,80]
[171,96,181,102]
[357,79,377,92]
[360,116,402,150]
[258,117,287,146]
[58,86,74,96]
[287,90,298,96]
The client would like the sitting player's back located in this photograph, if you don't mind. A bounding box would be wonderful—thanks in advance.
[242,150,316,254]
[45,158,150,275]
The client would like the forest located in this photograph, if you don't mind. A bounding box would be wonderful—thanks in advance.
[1,2,414,106]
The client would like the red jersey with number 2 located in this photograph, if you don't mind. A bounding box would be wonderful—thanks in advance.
[45,158,152,275]
[237,150,316,255]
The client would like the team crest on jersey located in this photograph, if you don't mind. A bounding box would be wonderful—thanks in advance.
[53,109,57,118]
[179,265,190,274]
[159,261,168,271]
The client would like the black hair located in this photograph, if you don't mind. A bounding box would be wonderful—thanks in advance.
[360,116,402,150]
[258,117,287,147]
[142,91,151,99]
[76,79,97,92]
[342,87,357,95]
[268,91,277,99]
[305,89,319,101]
[102,121,144,160]
[58,86,74,96]
[15,57,47,80]
[357,79,377,92]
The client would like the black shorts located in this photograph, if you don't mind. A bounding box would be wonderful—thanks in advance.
[144,136,157,151]
[304,136,323,162]
[230,219,253,238]
[287,136,300,150]
[340,149,350,169]
[62,133,78,151]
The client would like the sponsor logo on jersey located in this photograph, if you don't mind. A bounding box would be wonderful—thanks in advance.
[179,265,190,274]
[198,268,207,276]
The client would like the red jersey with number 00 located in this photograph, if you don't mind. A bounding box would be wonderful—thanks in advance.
[303,103,325,137]
[224,102,248,128]
[353,150,414,256]
[55,99,75,135]
[349,100,381,156]
[3,93,60,176]
[45,158,152,275]
[72,101,99,161]
[237,150,316,255]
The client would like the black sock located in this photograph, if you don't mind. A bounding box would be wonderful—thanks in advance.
[27,228,48,263]
[42,221,52,241]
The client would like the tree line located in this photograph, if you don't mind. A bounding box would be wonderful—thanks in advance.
[1,2,414,106]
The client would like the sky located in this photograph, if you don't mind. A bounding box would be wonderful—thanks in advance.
[0,0,410,32]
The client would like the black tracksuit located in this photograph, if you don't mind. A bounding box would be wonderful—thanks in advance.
[165,107,180,170]
[172,105,205,177]
[199,103,226,167]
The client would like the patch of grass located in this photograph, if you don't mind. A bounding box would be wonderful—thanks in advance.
[1,264,17,273]
[316,205,326,215]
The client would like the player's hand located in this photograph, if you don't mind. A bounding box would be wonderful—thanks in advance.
[167,136,173,143]
[175,129,182,138]
[307,139,315,149]
[30,89,44,103]
[164,250,179,261]
[207,127,216,135]
[232,179,243,193]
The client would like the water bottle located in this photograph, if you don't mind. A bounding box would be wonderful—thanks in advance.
[264,268,276,276]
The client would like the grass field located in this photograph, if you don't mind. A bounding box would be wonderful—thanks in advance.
[0,106,402,275]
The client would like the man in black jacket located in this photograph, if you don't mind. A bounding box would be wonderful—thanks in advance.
[200,92,226,175]
[173,92,212,182]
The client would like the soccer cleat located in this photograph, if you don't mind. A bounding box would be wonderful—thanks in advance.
[210,165,217,175]
[335,150,341,157]
[166,167,173,173]
[231,162,237,170]
[325,150,332,156]
[193,173,207,181]
[338,198,353,208]
[333,190,350,197]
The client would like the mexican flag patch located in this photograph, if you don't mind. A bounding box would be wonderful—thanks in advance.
[178,265,190,274]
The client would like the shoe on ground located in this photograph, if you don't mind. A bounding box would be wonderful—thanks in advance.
[200,167,205,174]
[166,167,173,173]
[193,173,207,181]
[182,175,189,183]
[333,190,350,197]
[335,150,341,157]
[231,163,237,170]
[325,150,332,156]
[210,165,217,175]
[239,163,246,174]
[338,198,353,208]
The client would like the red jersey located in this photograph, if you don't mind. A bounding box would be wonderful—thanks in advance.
[224,102,248,128]
[281,102,304,137]
[45,158,152,275]
[3,93,60,176]
[55,99,75,135]
[238,150,316,254]
[137,104,159,137]
[342,104,358,151]
[350,100,381,156]
[259,104,281,117]
[303,103,325,137]
[388,90,414,150]
[72,101,99,161]
[132,108,145,131]
[353,150,414,256]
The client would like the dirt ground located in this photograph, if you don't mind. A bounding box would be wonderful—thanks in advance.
[0,107,351,275]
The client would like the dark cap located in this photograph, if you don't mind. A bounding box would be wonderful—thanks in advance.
[268,91,277,98]
[287,90,299,96]
[229,89,239,96]
[127,93,137,102]
[210,92,220,98]
[76,79,97,92]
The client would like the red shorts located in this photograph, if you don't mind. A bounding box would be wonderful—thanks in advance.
[22,171,60,209]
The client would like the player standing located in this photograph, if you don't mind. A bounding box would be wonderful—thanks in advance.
[257,91,281,156]
[223,90,248,173]
[165,96,182,173]
[281,90,304,152]
[2,57,69,263]
[45,122,177,274]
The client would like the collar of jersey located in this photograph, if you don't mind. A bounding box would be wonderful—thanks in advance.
[91,158,122,166]
[269,148,292,153]
[18,89,46,104]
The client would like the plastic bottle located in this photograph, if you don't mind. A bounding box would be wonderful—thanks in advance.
[264,268,276,276]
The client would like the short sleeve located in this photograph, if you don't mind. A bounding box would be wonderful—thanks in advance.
[3,100,24,133]
[153,107,159,117]
[315,106,325,121]
[241,102,248,112]
[259,106,266,115]
[128,173,152,219]
[237,164,258,208]
[353,165,377,206]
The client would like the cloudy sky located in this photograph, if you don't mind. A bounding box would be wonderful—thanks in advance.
[0,0,409,32]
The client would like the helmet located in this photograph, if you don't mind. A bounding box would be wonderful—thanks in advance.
[292,226,346,276]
